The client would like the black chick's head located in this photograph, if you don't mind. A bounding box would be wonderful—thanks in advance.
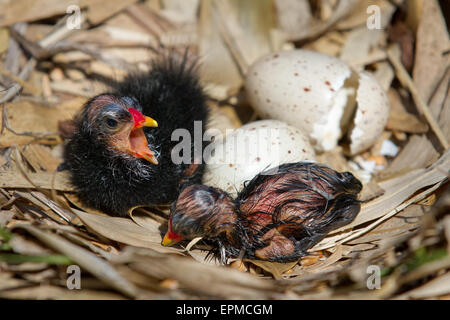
[62,94,162,216]
[76,94,159,164]
[162,185,239,247]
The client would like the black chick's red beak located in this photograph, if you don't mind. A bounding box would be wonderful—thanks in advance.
[128,108,159,165]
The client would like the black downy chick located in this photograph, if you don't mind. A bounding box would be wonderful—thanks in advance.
[61,55,209,216]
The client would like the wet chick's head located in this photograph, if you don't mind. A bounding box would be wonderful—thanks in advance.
[76,94,159,164]
[162,185,239,247]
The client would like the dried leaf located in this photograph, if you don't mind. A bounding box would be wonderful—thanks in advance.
[87,0,138,25]
[0,170,73,192]
[303,245,343,273]
[244,259,298,279]
[355,152,448,227]
[15,223,139,298]
[0,273,31,291]
[302,31,343,57]
[276,0,359,41]
[126,250,285,299]
[0,27,9,54]
[383,135,439,176]
[50,79,100,97]
[387,109,429,133]
[64,193,107,216]
[20,144,61,172]
[359,179,385,202]
[128,207,163,233]
[405,0,424,33]
[0,100,82,147]
[0,0,81,27]
[207,102,241,136]
[9,233,51,256]
[346,204,425,245]
[314,150,449,250]
[395,271,450,299]
[317,179,444,252]
[413,0,450,103]
[73,209,179,254]
[444,216,450,253]
[0,284,125,299]
[340,26,384,67]
[429,69,450,119]
[198,0,242,90]
[274,0,312,40]
[0,210,15,227]
[160,0,200,25]
[372,62,395,91]
[386,89,429,133]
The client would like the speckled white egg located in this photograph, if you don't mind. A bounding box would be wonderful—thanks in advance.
[203,120,315,196]
[245,49,390,155]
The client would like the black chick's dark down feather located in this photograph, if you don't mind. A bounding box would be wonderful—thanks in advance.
[62,56,209,216]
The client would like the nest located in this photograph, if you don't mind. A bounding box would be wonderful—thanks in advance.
[0,0,449,299]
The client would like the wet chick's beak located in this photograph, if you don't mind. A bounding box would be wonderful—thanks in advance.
[161,233,179,246]
[128,108,159,164]
[162,218,184,246]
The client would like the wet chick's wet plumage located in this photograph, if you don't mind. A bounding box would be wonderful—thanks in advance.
[62,57,209,216]
[163,162,362,262]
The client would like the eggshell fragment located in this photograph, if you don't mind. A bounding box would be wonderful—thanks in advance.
[348,71,391,155]
[379,140,399,157]
[245,50,390,155]
[203,120,315,196]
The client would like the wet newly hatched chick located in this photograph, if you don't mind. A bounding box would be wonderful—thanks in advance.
[61,55,209,216]
[162,162,362,262]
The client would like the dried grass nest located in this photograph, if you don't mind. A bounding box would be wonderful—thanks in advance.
[0,0,449,299]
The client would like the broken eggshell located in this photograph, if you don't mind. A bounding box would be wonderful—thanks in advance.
[245,50,390,155]
[203,120,315,196]
[348,71,390,155]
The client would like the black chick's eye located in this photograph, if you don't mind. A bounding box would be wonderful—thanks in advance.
[105,118,118,129]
